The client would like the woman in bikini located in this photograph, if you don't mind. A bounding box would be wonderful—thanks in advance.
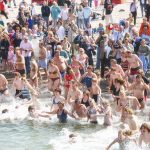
[64,66,76,98]
[48,60,62,92]
[71,55,83,81]
[76,48,88,74]
[30,59,38,89]
[50,88,65,111]
[87,99,98,124]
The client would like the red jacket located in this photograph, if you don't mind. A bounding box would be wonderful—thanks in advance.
[0,1,5,11]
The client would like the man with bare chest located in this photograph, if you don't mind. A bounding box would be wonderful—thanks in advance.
[53,50,68,78]
[0,74,9,95]
[15,49,26,76]
[128,75,149,109]
[126,51,143,76]
[38,41,48,78]
[110,59,125,78]
[109,68,122,94]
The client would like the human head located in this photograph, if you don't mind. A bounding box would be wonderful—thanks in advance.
[54,50,60,58]
[24,36,28,43]
[58,101,65,109]
[140,123,150,135]
[87,65,93,73]
[102,101,110,108]
[83,90,90,100]
[39,40,44,48]
[54,88,61,95]
[66,66,73,74]
[28,105,35,113]
[48,60,54,66]
[57,45,62,51]
[135,74,142,83]
[15,47,21,56]
[110,59,117,66]
[124,107,133,118]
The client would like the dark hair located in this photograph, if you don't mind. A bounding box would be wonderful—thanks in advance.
[140,123,150,132]
[28,106,35,112]
[2,109,8,114]
[54,88,61,94]
[115,78,125,85]
[136,74,142,79]
[66,66,72,74]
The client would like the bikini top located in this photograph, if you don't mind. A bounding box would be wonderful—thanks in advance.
[88,108,97,115]
[71,63,79,69]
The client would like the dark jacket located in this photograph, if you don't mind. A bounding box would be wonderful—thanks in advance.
[145,4,150,17]
[139,0,147,5]
[41,5,50,17]
[104,0,113,15]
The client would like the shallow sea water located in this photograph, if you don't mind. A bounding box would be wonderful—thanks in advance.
[0,92,150,150]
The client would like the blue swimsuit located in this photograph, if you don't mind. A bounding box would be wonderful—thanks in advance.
[57,109,67,123]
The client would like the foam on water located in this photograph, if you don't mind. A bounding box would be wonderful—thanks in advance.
[0,93,150,150]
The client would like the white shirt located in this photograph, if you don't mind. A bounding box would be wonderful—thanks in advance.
[130,3,137,12]
[20,40,33,57]
[83,7,92,19]
[61,9,69,21]
[56,25,65,41]
[141,0,145,4]
[77,10,84,19]
[105,45,111,58]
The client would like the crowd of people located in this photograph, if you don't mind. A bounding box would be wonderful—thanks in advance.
[0,0,150,149]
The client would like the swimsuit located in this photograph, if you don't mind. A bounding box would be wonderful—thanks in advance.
[88,108,98,124]
[138,98,144,104]
[0,88,7,94]
[15,89,31,100]
[65,73,74,89]
[60,70,66,79]
[50,77,60,82]
[81,75,93,89]
[81,99,90,107]
[130,66,140,75]
[16,69,26,76]
[71,64,80,78]
[121,60,128,72]
[92,94,99,103]
[38,59,47,69]
[57,109,67,123]
[49,70,60,82]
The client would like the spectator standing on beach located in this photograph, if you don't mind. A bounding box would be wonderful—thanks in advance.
[130,0,138,25]
[41,1,50,28]
[145,0,150,21]
[83,1,92,28]
[104,0,113,32]
[139,0,147,17]
[50,1,61,27]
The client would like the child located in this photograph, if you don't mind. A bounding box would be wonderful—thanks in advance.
[7,46,15,72]
[106,130,137,150]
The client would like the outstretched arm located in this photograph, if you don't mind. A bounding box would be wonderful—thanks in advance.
[106,138,118,150]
